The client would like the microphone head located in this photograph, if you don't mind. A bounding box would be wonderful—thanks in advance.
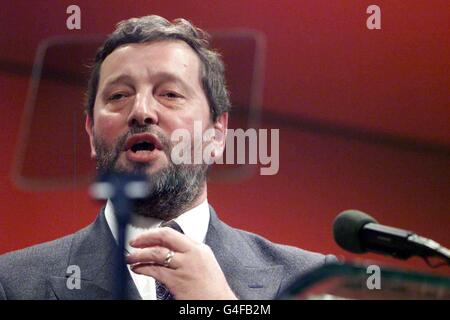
[333,210,378,253]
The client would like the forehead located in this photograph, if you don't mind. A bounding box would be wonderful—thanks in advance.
[98,40,203,88]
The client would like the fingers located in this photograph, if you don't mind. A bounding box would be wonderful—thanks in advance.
[130,263,176,287]
[129,227,195,253]
[126,247,181,269]
[127,233,237,299]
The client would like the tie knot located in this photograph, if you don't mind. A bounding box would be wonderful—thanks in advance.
[160,220,184,234]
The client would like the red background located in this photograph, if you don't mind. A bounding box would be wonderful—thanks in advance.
[0,0,449,276]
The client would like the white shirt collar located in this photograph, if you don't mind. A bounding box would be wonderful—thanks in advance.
[104,199,210,300]
[104,198,210,253]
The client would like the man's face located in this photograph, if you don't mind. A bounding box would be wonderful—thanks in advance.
[85,40,227,218]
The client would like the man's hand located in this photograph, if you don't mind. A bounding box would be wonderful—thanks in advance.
[125,227,238,300]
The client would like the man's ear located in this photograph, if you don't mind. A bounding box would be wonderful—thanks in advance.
[212,112,228,158]
[85,115,97,159]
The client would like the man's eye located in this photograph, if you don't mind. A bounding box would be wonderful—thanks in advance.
[108,93,128,101]
[162,92,182,99]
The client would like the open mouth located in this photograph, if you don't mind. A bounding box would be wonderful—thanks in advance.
[130,141,156,153]
[124,133,163,162]
[125,133,162,151]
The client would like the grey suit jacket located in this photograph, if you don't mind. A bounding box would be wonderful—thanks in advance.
[0,207,336,299]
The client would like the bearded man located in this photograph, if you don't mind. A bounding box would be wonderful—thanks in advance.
[0,15,336,300]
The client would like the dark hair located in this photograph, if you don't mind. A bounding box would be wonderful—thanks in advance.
[85,15,231,122]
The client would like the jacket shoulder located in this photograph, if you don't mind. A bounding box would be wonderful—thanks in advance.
[0,225,91,299]
[229,225,337,296]
[0,233,74,272]
[233,226,336,270]
[208,207,336,272]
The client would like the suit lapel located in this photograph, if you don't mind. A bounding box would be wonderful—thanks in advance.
[49,209,141,300]
[205,207,284,299]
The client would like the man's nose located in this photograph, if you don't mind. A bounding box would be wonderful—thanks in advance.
[127,92,159,127]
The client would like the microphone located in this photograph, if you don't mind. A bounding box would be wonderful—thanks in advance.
[333,210,450,266]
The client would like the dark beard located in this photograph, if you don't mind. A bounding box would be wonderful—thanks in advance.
[93,125,208,220]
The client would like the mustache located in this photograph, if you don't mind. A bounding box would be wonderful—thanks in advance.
[116,125,171,154]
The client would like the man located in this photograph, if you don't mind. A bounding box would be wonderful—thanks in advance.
[0,15,336,300]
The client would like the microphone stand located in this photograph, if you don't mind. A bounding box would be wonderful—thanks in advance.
[407,234,450,268]
[90,171,151,299]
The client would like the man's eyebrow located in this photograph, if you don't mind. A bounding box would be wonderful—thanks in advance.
[100,71,196,93]
[101,74,135,90]
[152,72,194,91]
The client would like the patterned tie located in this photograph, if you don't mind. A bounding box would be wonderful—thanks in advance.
[155,220,184,300]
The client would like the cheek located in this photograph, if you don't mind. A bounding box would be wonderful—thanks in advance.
[94,113,126,143]
[164,117,209,144]
[161,104,211,136]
